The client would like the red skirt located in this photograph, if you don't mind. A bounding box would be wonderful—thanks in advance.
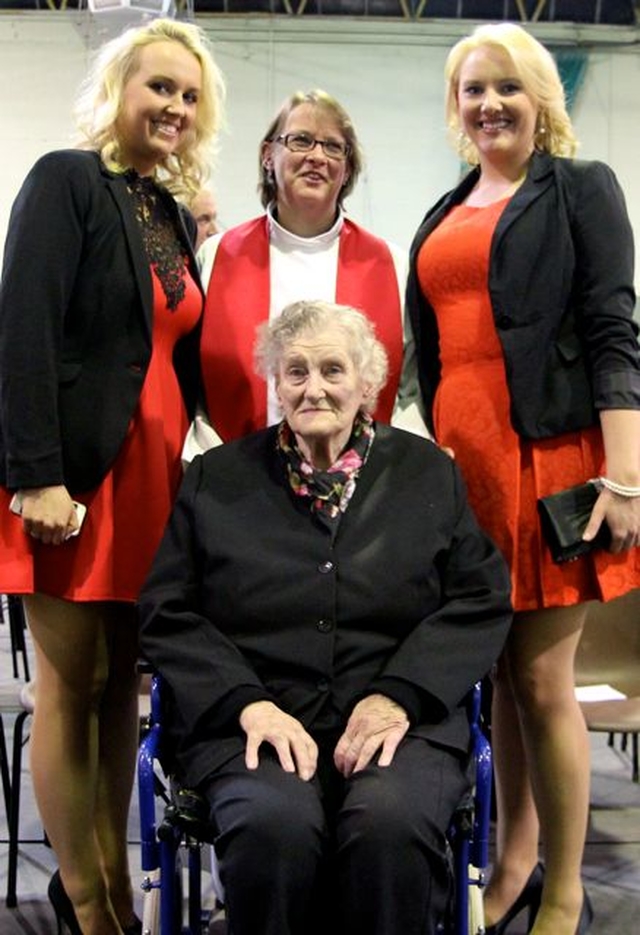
[0,270,201,602]
[419,200,639,611]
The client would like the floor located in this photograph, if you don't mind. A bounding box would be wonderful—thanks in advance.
[1,613,639,934]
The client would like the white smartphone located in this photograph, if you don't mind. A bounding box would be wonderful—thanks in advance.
[9,493,87,538]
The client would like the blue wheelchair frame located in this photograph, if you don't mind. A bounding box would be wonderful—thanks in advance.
[138,673,492,935]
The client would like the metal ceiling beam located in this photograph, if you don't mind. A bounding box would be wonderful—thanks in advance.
[2,0,638,23]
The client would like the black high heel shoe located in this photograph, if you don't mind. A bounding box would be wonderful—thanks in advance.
[48,868,143,935]
[48,870,82,935]
[484,861,545,935]
[576,889,594,934]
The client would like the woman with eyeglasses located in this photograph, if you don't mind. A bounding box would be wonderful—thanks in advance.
[185,89,427,455]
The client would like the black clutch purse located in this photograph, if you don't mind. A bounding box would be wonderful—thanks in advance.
[537,481,610,564]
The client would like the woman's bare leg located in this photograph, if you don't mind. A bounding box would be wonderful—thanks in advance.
[485,603,591,935]
[94,602,140,928]
[25,594,139,935]
[483,653,540,926]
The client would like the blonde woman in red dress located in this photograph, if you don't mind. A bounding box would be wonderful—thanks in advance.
[0,19,224,935]
[406,22,639,935]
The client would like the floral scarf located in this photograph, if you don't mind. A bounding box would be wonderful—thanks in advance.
[277,413,375,530]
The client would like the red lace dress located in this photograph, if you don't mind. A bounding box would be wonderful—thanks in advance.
[417,199,639,611]
[0,178,201,602]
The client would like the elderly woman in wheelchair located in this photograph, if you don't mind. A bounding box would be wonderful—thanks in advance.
[138,300,512,935]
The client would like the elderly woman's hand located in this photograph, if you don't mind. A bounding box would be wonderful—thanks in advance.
[333,693,410,778]
[240,700,318,781]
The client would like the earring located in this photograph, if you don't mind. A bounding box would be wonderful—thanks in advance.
[534,123,547,150]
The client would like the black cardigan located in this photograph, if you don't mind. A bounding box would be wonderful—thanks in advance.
[138,424,512,788]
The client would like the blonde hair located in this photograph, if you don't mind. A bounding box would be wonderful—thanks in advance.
[255,300,388,414]
[73,17,225,199]
[445,22,578,164]
[258,90,364,209]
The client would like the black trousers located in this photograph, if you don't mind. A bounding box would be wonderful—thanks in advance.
[202,735,470,935]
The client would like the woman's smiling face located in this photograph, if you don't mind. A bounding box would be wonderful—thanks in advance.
[262,103,351,234]
[116,40,202,175]
[457,44,538,171]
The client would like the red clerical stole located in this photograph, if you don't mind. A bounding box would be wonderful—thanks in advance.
[200,215,403,442]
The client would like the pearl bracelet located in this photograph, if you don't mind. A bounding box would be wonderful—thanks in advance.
[597,477,640,498]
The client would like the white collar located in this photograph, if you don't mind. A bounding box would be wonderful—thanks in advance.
[266,203,344,250]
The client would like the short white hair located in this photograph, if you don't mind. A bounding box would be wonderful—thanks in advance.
[255,300,389,414]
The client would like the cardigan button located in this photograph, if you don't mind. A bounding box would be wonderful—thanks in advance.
[318,560,334,574]
[496,314,514,330]
[316,619,333,633]
[317,679,330,692]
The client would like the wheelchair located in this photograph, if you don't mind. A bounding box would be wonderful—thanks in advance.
[137,672,493,935]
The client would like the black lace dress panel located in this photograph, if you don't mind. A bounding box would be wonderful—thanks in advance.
[126,171,189,311]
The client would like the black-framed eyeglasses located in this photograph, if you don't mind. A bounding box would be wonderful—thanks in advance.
[274,132,350,161]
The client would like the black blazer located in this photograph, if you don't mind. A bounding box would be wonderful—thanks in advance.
[0,150,202,493]
[138,424,512,789]
[407,152,640,439]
